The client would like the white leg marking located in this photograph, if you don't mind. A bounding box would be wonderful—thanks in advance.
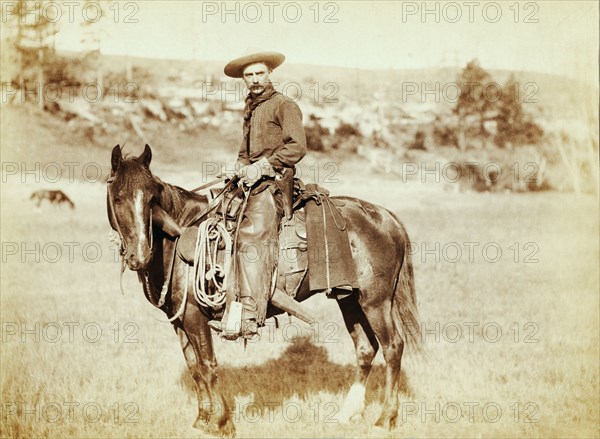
[338,382,366,423]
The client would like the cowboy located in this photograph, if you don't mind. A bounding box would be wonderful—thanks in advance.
[208,51,307,339]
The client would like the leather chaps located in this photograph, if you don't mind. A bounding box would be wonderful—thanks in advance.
[230,182,283,325]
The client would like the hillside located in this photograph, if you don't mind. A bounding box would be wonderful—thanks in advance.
[1,51,598,194]
[63,51,597,118]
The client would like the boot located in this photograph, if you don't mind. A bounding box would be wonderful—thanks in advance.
[208,297,259,340]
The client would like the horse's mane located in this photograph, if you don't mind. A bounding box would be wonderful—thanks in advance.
[156,176,206,214]
[112,158,207,221]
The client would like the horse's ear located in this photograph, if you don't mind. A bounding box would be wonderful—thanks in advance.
[111,145,122,172]
[139,144,152,168]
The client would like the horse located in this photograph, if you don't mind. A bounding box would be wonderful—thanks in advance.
[107,144,421,436]
[30,189,75,209]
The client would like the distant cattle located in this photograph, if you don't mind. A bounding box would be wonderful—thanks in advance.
[30,190,75,209]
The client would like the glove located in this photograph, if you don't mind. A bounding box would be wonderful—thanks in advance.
[239,157,275,187]
[222,161,243,180]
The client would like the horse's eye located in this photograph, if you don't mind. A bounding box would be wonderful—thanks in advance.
[148,190,158,202]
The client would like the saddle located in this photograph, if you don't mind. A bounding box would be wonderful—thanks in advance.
[176,177,358,301]
[277,181,357,298]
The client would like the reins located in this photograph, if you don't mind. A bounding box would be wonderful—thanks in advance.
[183,177,237,227]
[107,176,128,295]
[190,175,225,193]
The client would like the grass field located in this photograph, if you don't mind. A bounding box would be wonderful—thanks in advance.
[1,106,599,438]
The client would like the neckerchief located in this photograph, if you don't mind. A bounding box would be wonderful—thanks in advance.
[243,83,279,155]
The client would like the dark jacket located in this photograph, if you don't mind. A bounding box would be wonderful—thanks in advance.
[237,94,307,169]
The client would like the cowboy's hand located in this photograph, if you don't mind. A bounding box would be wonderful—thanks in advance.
[222,161,242,180]
[239,158,275,187]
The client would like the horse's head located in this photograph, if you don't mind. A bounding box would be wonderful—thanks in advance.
[107,144,160,271]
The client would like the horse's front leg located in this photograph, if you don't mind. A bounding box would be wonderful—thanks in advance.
[174,309,235,437]
[174,325,213,427]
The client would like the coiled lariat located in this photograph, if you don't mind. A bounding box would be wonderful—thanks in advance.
[193,218,232,308]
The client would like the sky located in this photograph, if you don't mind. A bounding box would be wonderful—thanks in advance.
[42,0,599,81]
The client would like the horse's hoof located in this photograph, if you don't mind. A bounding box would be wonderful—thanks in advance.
[349,412,365,424]
[338,410,364,424]
[192,417,207,432]
[374,413,397,430]
[217,418,236,438]
[193,417,236,438]
[371,424,394,438]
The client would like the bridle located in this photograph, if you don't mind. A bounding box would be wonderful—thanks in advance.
[107,175,154,260]
[107,175,154,299]
[107,176,125,256]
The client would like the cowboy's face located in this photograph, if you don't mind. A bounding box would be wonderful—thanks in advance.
[243,62,271,95]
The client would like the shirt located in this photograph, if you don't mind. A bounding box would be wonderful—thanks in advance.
[237,93,307,169]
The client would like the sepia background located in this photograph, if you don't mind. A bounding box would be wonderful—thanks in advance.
[1,1,598,437]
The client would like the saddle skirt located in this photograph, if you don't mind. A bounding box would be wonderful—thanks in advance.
[276,188,358,297]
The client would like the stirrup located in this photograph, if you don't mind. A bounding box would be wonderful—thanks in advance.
[209,319,258,341]
[209,301,242,333]
[233,320,259,340]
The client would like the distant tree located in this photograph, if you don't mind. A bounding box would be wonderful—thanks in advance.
[305,116,329,152]
[335,122,362,139]
[6,0,106,107]
[331,122,362,153]
[432,114,459,147]
[409,129,427,150]
[8,0,60,108]
[494,75,544,147]
[454,59,500,139]
[79,0,107,88]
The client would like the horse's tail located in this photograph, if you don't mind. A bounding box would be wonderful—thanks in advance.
[391,230,422,352]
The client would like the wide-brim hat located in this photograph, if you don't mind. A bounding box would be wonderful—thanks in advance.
[224,51,285,78]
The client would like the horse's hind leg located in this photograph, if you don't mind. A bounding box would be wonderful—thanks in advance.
[337,295,379,423]
[364,299,405,429]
